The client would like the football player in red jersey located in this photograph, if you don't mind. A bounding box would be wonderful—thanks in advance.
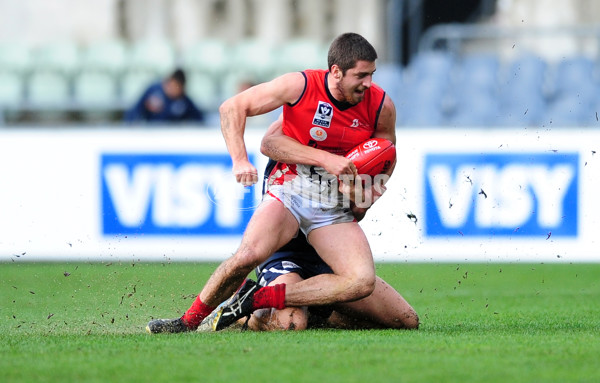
[147,33,407,334]
[209,117,418,332]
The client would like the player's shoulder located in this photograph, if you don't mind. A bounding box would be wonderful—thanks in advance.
[302,68,327,76]
[369,80,393,106]
[271,71,306,88]
[369,81,386,98]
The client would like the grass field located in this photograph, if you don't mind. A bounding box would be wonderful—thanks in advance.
[1,261,599,383]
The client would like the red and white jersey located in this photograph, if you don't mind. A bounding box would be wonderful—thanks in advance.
[282,69,386,156]
[266,69,386,201]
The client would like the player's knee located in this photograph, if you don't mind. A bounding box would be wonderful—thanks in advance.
[400,310,420,330]
[348,275,376,301]
[389,309,420,330]
[405,312,420,330]
[231,245,266,273]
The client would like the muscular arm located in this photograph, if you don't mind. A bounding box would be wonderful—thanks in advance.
[220,72,306,185]
[260,116,358,177]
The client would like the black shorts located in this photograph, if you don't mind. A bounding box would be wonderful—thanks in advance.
[255,250,333,287]
[255,248,334,325]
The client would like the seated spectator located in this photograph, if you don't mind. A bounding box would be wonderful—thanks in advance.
[124,68,205,124]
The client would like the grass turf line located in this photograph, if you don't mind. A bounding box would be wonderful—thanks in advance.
[1,262,599,383]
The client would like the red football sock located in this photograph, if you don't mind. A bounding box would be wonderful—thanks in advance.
[252,284,286,310]
[181,296,215,329]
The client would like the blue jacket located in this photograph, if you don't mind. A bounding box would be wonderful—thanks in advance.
[124,82,205,123]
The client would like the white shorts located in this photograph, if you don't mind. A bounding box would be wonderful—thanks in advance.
[264,181,355,236]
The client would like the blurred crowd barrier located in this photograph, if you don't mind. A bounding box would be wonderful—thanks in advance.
[0,38,328,125]
[398,24,600,128]
[2,24,600,128]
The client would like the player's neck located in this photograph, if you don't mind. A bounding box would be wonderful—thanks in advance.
[325,72,344,101]
[325,72,354,110]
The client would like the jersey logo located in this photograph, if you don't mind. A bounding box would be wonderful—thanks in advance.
[350,118,369,129]
[310,127,328,141]
[312,101,333,128]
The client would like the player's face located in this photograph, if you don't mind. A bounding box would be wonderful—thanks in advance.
[337,60,376,104]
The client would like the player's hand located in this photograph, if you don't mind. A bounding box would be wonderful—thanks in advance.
[323,154,358,177]
[232,160,258,186]
[338,174,361,202]
[366,181,387,205]
[339,175,387,208]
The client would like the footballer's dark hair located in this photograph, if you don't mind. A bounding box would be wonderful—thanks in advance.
[327,33,378,74]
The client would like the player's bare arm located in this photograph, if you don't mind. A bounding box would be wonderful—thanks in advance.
[261,119,358,177]
[219,72,306,185]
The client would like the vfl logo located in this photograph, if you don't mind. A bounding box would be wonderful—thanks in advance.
[424,153,579,237]
[312,101,333,128]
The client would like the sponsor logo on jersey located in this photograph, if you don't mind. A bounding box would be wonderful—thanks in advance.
[424,153,578,237]
[101,153,256,236]
[310,127,328,141]
[312,101,333,128]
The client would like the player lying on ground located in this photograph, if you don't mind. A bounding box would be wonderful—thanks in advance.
[204,215,418,331]
[200,234,419,331]
[147,32,401,334]
[248,243,419,330]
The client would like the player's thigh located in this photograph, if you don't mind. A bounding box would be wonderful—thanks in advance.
[235,199,299,266]
[335,276,419,329]
[307,221,375,282]
[249,273,309,331]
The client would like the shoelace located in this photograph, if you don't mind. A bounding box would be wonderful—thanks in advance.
[240,315,251,332]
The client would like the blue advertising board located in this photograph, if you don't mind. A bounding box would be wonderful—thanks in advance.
[424,153,578,237]
[101,153,256,235]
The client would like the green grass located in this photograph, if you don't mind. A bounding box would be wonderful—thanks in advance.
[1,262,599,382]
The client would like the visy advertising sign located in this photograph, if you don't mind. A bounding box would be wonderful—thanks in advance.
[424,153,578,237]
[101,153,256,235]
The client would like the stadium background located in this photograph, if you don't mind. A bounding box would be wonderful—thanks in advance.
[0,0,598,262]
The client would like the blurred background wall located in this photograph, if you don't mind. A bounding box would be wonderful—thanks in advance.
[1,0,600,127]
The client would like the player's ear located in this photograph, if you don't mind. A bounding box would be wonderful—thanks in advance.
[331,65,342,80]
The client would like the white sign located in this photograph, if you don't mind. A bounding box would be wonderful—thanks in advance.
[0,127,598,262]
